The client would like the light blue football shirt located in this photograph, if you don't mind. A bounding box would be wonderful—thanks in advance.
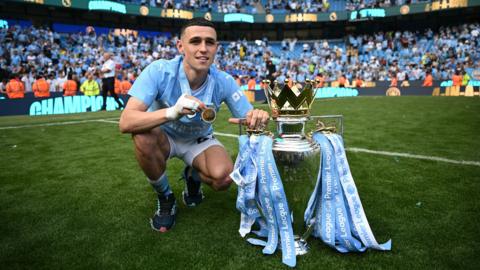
[129,56,253,140]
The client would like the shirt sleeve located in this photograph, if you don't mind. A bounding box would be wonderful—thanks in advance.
[128,61,163,107]
[223,73,253,118]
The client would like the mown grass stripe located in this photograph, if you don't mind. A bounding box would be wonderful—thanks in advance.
[1,117,479,167]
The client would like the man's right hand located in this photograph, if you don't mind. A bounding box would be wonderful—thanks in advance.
[165,94,206,120]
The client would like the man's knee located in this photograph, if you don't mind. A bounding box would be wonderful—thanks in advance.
[209,168,233,191]
[211,176,232,191]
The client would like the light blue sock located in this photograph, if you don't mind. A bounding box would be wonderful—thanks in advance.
[148,173,172,197]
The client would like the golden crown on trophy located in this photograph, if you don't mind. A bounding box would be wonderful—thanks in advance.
[262,79,319,118]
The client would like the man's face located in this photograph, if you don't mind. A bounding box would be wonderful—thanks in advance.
[177,26,218,73]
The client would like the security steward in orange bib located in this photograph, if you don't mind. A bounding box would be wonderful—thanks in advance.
[355,76,364,88]
[452,69,462,87]
[114,77,122,95]
[32,74,51,98]
[63,74,78,96]
[422,71,433,87]
[120,79,132,94]
[315,73,325,88]
[6,73,25,99]
[338,74,346,87]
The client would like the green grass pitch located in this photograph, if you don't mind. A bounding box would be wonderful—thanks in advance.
[1,96,479,269]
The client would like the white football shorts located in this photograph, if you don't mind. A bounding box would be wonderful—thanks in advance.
[164,132,223,166]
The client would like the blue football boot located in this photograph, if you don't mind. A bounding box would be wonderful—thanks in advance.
[150,193,177,232]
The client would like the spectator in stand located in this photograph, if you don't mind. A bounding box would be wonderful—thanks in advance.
[80,72,100,96]
[265,58,276,82]
[6,73,25,99]
[0,21,479,91]
[0,64,10,83]
[32,74,50,98]
[0,78,8,95]
[47,73,57,93]
[21,71,34,93]
[63,74,78,96]
[400,72,410,87]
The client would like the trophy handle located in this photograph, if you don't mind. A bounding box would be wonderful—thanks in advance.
[310,115,344,136]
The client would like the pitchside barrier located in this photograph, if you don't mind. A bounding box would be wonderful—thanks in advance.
[1,81,479,116]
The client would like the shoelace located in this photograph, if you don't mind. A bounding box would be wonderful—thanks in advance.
[157,196,174,215]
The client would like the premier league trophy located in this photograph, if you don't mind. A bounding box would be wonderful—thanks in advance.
[263,79,341,255]
[231,78,390,268]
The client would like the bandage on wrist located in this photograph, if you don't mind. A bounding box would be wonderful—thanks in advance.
[165,107,179,120]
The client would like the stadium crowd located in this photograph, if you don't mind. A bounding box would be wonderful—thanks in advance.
[119,0,431,14]
[0,21,478,98]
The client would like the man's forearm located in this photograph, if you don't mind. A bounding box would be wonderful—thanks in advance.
[119,109,170,134]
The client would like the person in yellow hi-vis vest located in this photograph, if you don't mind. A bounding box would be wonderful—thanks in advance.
[462,70,470,86]
[80,72,100,96]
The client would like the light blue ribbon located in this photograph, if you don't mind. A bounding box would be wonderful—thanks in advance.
[307,132,392,252]
[231,135,296,267]
[231,135,260,237]
[177,56,215,105]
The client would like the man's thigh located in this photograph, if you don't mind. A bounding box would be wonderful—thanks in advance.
[133,126,171,160]
[192,145,233,180]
